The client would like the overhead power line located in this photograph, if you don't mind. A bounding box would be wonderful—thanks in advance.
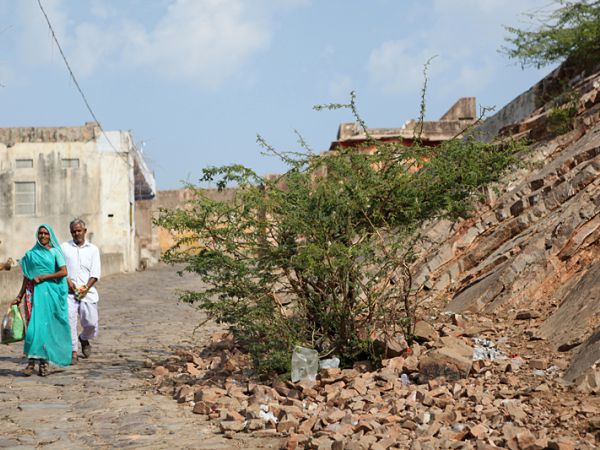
[36,0,124,157]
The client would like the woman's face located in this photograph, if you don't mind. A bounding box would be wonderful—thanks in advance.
[38,227,51,247]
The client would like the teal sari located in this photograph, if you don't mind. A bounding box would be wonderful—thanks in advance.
[21,224,71,367]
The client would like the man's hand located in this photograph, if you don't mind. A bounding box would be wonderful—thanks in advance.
[67,279,77,294]
[75,286,89,300]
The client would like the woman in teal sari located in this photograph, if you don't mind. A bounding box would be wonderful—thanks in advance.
[12,224,72,376]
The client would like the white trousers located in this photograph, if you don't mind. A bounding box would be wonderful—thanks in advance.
[68,296,99,352]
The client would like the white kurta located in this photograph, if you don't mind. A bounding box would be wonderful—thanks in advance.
[61,240,101,303]
[61,240,102,352]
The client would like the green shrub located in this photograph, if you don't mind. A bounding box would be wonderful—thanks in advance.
[547,94,578,135]
[502,1,600,69]
[157,96,526,376]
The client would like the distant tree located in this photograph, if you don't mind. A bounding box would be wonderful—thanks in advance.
[502,0,600,69]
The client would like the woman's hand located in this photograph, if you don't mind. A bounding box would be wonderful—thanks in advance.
[32,276,44,285]
[10,297,21,306]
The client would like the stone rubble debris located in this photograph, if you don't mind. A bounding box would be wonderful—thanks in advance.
[472,338,507,361]
[151,317,600,449]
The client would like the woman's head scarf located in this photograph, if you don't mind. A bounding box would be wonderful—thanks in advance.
[20,224,65,280]
[34,223,62,252]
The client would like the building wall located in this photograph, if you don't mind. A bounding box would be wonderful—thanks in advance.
[0,253,125,310]
[0,267,23,311]
[0,128,138,272]
[153,188,236,253]
[135,197,160,266]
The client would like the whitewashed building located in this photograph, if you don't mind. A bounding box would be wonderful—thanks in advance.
[0,122,156,274]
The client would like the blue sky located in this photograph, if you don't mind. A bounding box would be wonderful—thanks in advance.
[0,0,557,189]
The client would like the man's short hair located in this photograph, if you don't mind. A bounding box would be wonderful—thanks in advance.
[70,218,86,229]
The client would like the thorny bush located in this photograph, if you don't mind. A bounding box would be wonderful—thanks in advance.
[156,94,527,376]
[502,0,600,69]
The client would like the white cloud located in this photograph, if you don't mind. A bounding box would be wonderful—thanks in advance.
[19,0,68,66]
[366,0,555,98]
[89,0,116,19]
[328,74,354,100]
[69,23,120,77]
[12,0,307,89]
[128,0,271,86]
[0,64,12,88]
[367,40,442,95]
[441,59,497,98]
[432,0,550,17]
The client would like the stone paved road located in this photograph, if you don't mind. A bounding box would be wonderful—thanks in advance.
[0,264,282,449]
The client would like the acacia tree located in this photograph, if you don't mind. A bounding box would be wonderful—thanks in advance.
[157,96,525,375]
[502,0,600,69]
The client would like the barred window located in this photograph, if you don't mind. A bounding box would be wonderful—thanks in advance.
[15,159,33,168]
[15,182,35,215]
[61,158,80,168]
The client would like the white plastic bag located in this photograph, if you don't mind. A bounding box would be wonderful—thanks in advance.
[319,357,340,369]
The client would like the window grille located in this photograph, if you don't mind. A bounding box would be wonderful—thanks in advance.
[15,159,33,168]
[61,158,80,168]
[15,182,35,215]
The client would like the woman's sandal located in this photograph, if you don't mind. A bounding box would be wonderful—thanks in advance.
[22,360,36,377]
[38,361,49,377]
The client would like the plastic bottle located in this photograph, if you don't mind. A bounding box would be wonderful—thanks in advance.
[291,346,319,382]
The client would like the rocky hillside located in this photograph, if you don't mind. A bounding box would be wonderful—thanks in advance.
[150,61,600,450]
[414,60,600,386]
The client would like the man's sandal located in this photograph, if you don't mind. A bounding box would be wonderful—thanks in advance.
[79,337,91,359]
[22,360,36,377]
[38,361,49,377]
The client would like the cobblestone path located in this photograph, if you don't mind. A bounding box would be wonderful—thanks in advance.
[0,265,281,449]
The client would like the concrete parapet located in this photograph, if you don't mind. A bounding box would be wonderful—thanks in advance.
[101,253,124,277]
[0,122,99,147]
[0,267,24,312]
[475,88,537,142]
[0,253,123,313]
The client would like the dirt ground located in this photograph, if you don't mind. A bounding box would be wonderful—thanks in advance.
[0,264,282,449]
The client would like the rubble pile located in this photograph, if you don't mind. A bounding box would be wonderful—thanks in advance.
[150,313,600,449]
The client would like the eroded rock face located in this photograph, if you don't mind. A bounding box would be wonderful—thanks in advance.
[564,328,600,383]
[409,63,600,380]
[538,261,600,350]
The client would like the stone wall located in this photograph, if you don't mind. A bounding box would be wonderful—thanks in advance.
[0,253,123,311]
[155,188,237,253]
[0,267,23,311]
[101,252,124,278]
[135,198,160,266]
[476,60,600,142]
[475,87,537,142]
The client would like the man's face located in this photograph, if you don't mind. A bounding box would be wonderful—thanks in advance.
[70,223,87,245]
[38,227,50,247]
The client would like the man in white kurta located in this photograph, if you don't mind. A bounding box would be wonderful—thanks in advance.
[61,219,101,362]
